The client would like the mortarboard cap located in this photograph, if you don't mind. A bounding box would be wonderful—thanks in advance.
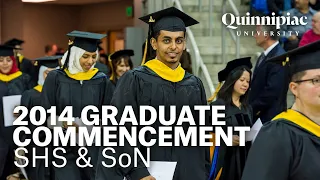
[67,30,106,52]
[35,55,63,68]
[139,7,199,65]
[268,40,320,78]
[110,49,134,61]
[139,6,199,34]
[4,38,24,50]
[0,45,14,56]
[218,57,252,82]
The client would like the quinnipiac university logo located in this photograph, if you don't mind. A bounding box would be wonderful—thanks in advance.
[221,12,309,37]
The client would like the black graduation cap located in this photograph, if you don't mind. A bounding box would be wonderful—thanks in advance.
[268,40,320,77]
[139,6,199,34]
[0,45,14,56]
[4,38,24,50]
[218,57,252,82]
[139,7,199,65]
[34,55,63,68]
[110,49,134,60]
[67,30,106,52]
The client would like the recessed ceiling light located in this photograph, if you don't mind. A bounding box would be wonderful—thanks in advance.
[22,0,56,3]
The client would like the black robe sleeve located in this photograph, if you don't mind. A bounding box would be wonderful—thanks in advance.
[101,71,150,180]
[41,71,58,109]
[241,121,292,180]
[102,78,115,105]
[196,77,211,178]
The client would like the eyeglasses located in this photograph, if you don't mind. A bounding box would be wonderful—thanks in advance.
[295,78,320,86]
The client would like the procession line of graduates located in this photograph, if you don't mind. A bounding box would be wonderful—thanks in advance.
[0,5,319,180]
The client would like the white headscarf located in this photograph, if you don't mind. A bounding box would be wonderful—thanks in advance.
[38,65,60,86]
[37,65,48,86]
[60,46,99,74]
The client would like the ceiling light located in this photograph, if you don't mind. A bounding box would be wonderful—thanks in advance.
[22,0,56,3]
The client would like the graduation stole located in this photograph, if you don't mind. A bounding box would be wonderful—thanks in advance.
[33,84,43,92]
[0,71,22,82]
[273,109,320,137]
[143,59,185,82]
[64,68,99,81]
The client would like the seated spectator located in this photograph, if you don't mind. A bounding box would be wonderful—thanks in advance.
[267,0,295,16]
[299,12,320,46]
[310,0,320,10]
[280,0,316,51]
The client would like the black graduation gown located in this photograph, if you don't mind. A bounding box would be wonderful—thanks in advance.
[241,109,320,180]
[41,69,115,180]
[95,66,211,180]
[20,88,51,180]
[18,56,39,85]
[209,99,253,180]
[0,73,34,179]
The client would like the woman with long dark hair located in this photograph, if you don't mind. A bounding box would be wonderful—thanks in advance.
[207,57,254,180]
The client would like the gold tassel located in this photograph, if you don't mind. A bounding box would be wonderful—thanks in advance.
[108,53,115,81]
[141,38,148,65]
[282,56,289,66]
[207,82,223,103]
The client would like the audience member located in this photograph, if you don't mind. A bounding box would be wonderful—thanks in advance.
[280,0,316,51]
[299,12,320,46]
[44,44,58,56]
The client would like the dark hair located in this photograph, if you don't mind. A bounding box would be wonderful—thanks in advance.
[217,67,252,110]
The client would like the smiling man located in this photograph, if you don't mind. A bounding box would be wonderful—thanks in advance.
[242,40,320,180]
[95,7,210,180]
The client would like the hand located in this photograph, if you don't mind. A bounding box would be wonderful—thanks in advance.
[288,35,297,41]
[6,173,20,180]
[232,135,240,146]
[62,121,79,133]
[13,106,20,118]
[140,175,156,180]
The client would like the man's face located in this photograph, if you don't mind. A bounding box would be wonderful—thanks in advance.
[151,30,186,66]
[295,0,308,9]
[290,69,320,109]
[51,44,58,55]
[312,15,320,34]
[254,25,267,47]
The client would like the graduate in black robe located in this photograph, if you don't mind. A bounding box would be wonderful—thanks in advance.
[41,31,114,180]
[0,45,34,179]
[95,7,210,180]
[207,57,253,180]
[20,55,62,180]
[4,38,39,84]
[241,40,320,180]
[108,49,134,85]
